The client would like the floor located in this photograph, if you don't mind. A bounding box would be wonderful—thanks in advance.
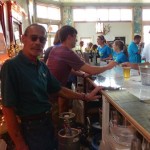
[80,135,101,150]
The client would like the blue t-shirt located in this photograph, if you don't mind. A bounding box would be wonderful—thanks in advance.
[97,45,112,59]
[112,51,118,60]
[128,41,141,63]
[113,51,129,64]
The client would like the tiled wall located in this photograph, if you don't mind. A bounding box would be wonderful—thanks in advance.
[62,6,73,26]
[133,6,142,35]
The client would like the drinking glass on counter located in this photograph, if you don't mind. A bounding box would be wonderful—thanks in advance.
[142,138,150,150]
[131,137,142,150]
[123,67,131,78]
[110,110,119,126]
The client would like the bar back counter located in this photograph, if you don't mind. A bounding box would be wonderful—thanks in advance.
[86,64,150,149]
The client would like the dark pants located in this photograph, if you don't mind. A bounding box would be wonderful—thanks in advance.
[21,117,56,150]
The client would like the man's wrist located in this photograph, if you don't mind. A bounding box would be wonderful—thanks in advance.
[81,73,85,78]
[81,93,86,101]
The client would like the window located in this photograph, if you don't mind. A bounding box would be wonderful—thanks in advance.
[121,9,132,21]
[36,5,48,19]
[73,9,85,21]
[143,9,150,21]
[48,7,60,20]
[36,4,60,20]
[109,9,120,21]
[73,8,132,22]
[85,9,97,21]
[97,9,108,21]
[48,25,59,33]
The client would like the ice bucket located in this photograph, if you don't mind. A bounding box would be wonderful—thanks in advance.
[139,64,150,86]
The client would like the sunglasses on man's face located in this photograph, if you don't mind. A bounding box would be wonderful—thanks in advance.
[27,35,47,44]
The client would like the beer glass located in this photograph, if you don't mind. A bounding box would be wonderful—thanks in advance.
[123,67,131,78]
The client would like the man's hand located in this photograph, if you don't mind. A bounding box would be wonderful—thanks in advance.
[84,86,102,101]
[107,61,116,69]
[121,62,140,70]
[83,72,91,78]
[121,62,132,68]
[2,106,29,150]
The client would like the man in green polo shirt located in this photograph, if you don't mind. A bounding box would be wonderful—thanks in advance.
[0,24,101,150]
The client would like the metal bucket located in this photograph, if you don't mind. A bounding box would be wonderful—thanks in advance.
[139,64,150,86]
[58,128,80,150]
[59,112,76,128]
[59,112,75,120]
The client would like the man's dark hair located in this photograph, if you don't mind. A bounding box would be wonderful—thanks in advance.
[59,25,77,42]
[24,23,47,36]
[98,35,106,43]
[134,35,141,40]
[53,29,60,45]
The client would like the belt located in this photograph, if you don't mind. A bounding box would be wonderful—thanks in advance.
[20,111,51,122]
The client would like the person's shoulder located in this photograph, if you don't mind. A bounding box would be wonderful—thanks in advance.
[1,57,17,70]
[2,59,11,67]
[121,52,126,57]
[106,45,111,49]
[4,56,18,64]
[128,41,133,45]
[56,46,74,53]
[104,44,109,49]
[128,42,134,48]
[105,45,111,51]
[50,45,65,52]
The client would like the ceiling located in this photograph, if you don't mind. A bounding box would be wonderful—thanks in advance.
[52,0,150,3]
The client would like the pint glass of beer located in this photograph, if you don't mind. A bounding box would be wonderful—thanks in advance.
[123,67,131,78]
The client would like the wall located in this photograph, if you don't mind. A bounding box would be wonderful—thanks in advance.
[74,22,132,45]
[62,6,73,26]
[63,5,144,46]
[15,0,29,30]
[133,6,142,35]
[2,0,29,47]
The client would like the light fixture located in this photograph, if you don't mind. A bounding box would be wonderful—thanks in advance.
[96,19,111,35]
[48,24,52,33]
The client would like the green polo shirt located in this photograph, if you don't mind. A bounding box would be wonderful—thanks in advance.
[1,51,61,116]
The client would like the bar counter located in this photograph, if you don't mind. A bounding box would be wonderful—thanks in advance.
[86,66,150,143]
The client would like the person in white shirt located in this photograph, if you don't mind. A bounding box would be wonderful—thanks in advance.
[142,43,150,62]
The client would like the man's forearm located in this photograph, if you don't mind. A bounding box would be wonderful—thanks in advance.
[130,63,139,70]
[134,62,150,70]
[2,106,26,146]
[58,86,101,102]
[58,87,85,101]
[81,64,108,75]
[80,62,115,75]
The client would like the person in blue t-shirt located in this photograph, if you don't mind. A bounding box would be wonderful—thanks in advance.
[112,40,129,64]
[128,35,142,63]
[102,40,129,70]
[97,35,112,61]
